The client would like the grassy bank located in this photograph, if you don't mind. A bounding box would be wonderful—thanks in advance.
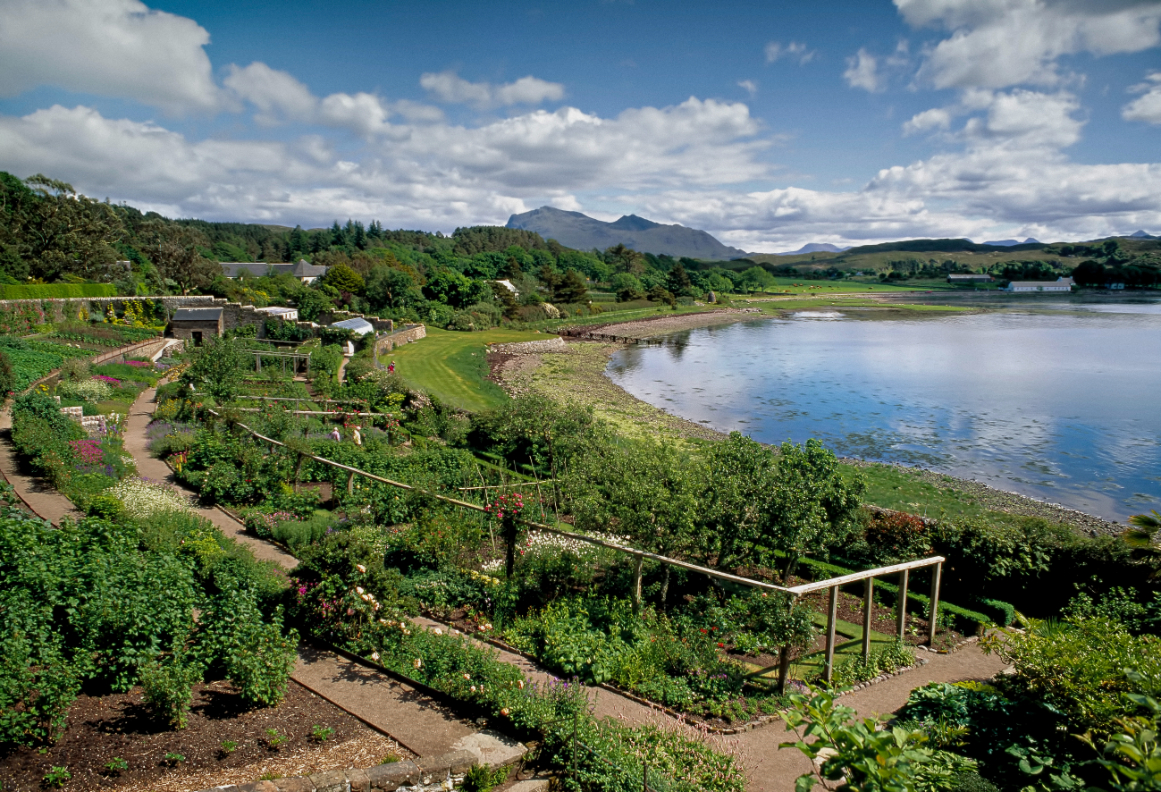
[387,326,548,411]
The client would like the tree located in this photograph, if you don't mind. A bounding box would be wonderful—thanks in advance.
[322,263,365,294]
[741,266,776,293]
[423,269,473,307]
[610,272,645,301]
[553,268,588,303]
[9,175,124,282]
[365,265,420,311]
[762,439,865,582]
[184,336,247,401]
[291,287,333,322]
[696,434,864,582]
[571,439,698,611]
[666,263,693,297]
[141,220,221,295]
[605,243,645,275]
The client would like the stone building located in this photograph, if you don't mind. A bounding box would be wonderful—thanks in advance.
[169,306,224,344]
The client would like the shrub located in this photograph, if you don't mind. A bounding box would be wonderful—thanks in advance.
[198,595,298,708]
[0,350,14,396]
[140,650,202,729]
[862,509,932,565]
[108,477,192,518]
[828,641,915,687]
[58,356,91,383]
[56,378,113,403]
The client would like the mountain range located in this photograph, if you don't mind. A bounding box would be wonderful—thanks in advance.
[506,206,748,260]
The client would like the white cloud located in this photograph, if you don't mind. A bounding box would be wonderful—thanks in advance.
[737,80,758,96]
[764,41,815,65]
[903,107,951,135]
[1123,72,1161,124]
[897,0,1161,89]
[844,49,883,92]
[0,97,766,229]
[224,62,317,124]
[0,0,221,114]
[420,71,564,108]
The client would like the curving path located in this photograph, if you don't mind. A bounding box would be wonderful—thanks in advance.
[0,406,84,524]
[4,382,1011,790]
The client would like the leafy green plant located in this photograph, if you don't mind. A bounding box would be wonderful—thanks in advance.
[163,752,185,766]
[42,766,70,787]
[462,764,509,792]
[310,724,334,743]
[264,728,285,750]
[780,685,974,791]
[140,650,202,730]
[828,641,915,687]
[103,757,128,774]
[220,740,238,755]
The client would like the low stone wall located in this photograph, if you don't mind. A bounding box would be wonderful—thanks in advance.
[374,324,426,355]
[193,750,477,792]
[487,337,565,355]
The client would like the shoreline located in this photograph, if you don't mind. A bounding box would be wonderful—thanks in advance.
[493,308,1127,536]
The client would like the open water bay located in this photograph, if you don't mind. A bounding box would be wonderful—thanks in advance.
[606,300,1161,522]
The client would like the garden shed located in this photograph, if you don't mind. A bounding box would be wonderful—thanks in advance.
[329,317,375,336]
[169,306,223,345]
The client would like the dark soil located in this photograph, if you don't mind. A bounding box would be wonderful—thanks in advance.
[0,680,402,792]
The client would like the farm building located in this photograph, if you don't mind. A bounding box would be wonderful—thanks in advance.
[948,274,993,283]
[221,259,329,284]
[169,307,223,344]
[1004,277,1074,293]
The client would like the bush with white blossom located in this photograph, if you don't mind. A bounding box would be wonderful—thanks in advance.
[108,477,193,518]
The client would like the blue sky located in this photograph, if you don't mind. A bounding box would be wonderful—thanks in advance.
[1,0,1159,252]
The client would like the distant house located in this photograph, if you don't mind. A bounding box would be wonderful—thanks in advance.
[170,307,223,345]
[948,274,993,283]
[221,259,329,284]
[257,306,299,321]
[1004,277,1074,293]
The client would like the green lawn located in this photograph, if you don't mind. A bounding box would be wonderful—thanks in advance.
[387,326,552,411]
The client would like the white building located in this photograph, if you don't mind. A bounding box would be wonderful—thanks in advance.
[1004,277,1074,293]
[257,306,299,321]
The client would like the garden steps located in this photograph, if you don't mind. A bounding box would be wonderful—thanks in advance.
[0,405,85,524]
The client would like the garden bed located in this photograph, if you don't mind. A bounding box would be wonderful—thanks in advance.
[0,680,407,792]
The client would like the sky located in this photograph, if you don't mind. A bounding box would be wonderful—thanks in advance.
[0,0,1159,253]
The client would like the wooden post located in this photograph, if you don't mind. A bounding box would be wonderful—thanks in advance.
[824,585,838,684]
[928,561,942,647]
[896,568,910,638]
[255,352,261,372]
[862,577,874,662]
[346,471,355,495]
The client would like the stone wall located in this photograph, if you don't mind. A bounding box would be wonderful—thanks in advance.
[192,749,477,792]
[374,324,426,356]
[487,337,565,355]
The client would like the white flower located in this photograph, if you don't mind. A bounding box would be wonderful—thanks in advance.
[371,651,380,661]
[356,564,367,574]
[108,477,193,519]
[414,658,422,669]
[433,628,443,635]
[355,586,365,595]
[379,618,388,625]
[463,673,471,680]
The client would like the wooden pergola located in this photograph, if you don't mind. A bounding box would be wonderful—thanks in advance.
[251,350,311,375]
[211,408,947,690]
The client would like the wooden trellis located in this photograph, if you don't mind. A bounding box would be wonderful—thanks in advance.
[210,408,947,691]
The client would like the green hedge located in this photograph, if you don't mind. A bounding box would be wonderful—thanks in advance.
[0,283,117,299]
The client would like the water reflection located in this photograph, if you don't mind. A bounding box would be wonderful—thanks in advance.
[606,303,1161,522]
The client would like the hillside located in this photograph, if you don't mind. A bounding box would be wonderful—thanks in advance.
[506,206,747,260]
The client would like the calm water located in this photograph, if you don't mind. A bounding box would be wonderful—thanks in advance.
[606,300,1161,522]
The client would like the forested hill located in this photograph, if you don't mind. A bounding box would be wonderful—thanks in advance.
[507,206,748,260]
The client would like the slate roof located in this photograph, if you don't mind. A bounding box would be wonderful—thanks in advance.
[221,259,328,279]
[172,307,223,321]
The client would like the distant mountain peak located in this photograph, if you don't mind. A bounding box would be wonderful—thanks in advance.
[983,238,1040,247]
[506,206,747,259]
[776,242,851,256]
[1130,229,1157,239]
